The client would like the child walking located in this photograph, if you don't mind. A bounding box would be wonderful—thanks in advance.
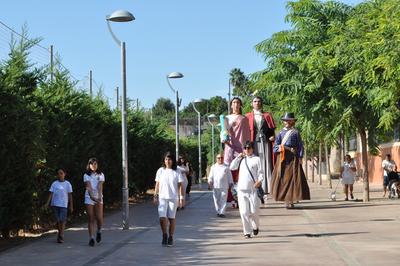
[47,168,73,243]
[84,158,105,246]
[153,152,185,246]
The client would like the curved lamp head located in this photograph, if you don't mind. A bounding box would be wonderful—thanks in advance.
[208,114,218,125]
[107,10,135,22]
[168,72,184,79]
[193,98,204,104]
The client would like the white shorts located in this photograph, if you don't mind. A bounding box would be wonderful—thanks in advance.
[84,196,103,205]
[158,198,178,219]
[84,191,103,205]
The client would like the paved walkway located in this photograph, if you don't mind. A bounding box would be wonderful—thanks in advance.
[1,181,400,265]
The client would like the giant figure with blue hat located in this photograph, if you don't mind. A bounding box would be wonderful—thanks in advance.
[271,112,310,208]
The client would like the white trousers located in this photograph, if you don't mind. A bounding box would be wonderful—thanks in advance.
[238,190,260,235]
[212,188,228,214]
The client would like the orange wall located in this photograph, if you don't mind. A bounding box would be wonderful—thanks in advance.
[353,143,400,184]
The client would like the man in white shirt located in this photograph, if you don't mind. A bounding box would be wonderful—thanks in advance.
[230,141,264,238]
[382,154,398,197]
[208,153,234,217]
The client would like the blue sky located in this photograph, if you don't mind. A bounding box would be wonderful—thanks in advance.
[1,0,364,109]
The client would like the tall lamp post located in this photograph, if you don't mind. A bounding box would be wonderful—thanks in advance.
[207,114,218,164]
[228,78,231,114]
[106,9,134,230]
[192,99,204,185]
[167,72,184,159]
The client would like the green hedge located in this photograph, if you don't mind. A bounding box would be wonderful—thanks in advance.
[0,38,202,237]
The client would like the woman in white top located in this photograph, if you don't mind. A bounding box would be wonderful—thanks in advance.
[177,156,189,204]
[153,152,185,247]
[83,158,105,246]
[341,155,357,201]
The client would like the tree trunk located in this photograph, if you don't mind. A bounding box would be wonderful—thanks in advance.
[319,142,322,185]
[340,131,345,162]
[311,152,315,183]
[325,143,332,189]
[304,144,308,180]
[359,129,370,202]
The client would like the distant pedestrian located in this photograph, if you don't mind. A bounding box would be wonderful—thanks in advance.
[177,156,189,205]
[341,155,357,201]
[153,152,185,247]
[382,154,398,197]
[208,153,234,217]
[230,141,263,238]
[46,168,73,243]
[186,162,194,197]
[271,112,310,209]
[84,158,105,247]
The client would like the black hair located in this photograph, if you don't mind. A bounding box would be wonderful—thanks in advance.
[230,97,243,115]
[55,167,66,175]
[252,96,263,106]
[177,155,186,166]
[386,154,391,158]
[85,157,102,175]
[243,140,254,149]
[162,152,177,170]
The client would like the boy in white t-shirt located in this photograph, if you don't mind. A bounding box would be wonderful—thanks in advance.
[47,168,73,243]
[153,152,185,247]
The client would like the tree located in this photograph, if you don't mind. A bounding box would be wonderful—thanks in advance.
[327,0,400,201]
[230,68,250,97]
[253,0,400,202]
[152,97,175,121]
[0,29,43,237]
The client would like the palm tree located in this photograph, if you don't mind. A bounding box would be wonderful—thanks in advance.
[229,68,249,97]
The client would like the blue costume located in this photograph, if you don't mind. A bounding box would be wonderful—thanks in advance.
[271,123,310,203]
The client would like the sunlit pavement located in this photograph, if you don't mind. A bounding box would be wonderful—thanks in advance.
[1,181,399,265]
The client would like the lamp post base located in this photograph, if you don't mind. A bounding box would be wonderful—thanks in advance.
[122,187,130,230]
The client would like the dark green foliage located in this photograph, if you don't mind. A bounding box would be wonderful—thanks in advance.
[0,33,43,237]
[230,68,250,97]
[152,97,175,122]
[0,30,197,237]
[252,0,400,201]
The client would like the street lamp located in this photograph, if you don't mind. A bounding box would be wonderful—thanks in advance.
[207,114,218,164]
[106,9,135,230]
[228,78,231,114]
[192,98,204,185]
[167,72,184,160]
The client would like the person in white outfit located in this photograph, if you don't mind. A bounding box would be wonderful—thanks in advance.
[83,158,105,247]
[177,156,189,206]
[153,152,185,247]
[341,154,357,201]
[208,153,234,217]
[230,141,264,238]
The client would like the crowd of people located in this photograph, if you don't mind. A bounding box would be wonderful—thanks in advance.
[46,96,398,247]
[211,96,310,238]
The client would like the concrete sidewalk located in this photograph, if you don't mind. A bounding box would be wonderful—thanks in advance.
[1,181,400,265]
